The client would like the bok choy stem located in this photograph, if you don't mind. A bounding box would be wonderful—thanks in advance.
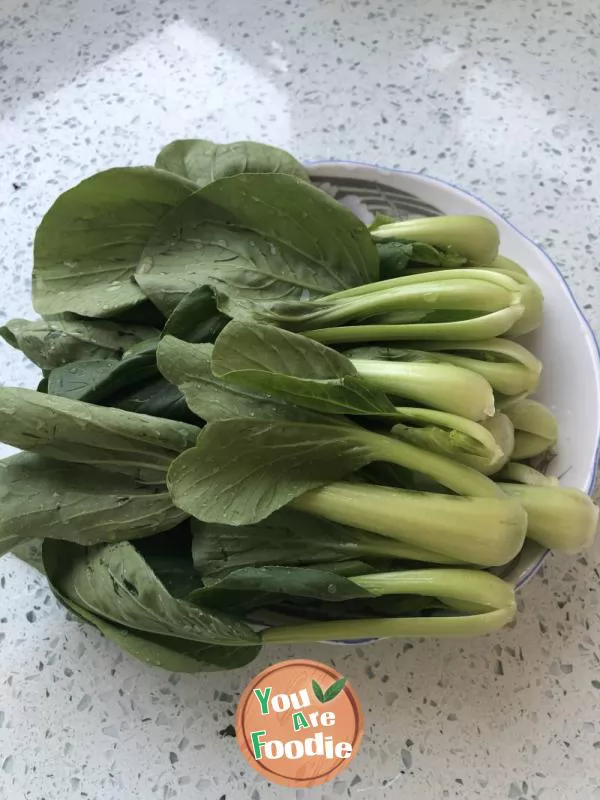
[304,305,525,345]
[369,216,501,264]
[292,481,527,565]
[280,279,521,331]
[352,359,495,420]
[262,568,516,643]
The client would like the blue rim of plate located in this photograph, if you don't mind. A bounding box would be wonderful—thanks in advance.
[306,159,600,644]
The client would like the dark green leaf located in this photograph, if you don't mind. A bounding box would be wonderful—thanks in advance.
[410,242,466,268]
[113,377,196,423]
[163,286,228,344]
[0,316,158,370]
[265,596,379,623]
[135,172,378,317]
[376,241,414,278]
[376,241,466,280]
[133,523,201,599]
[44,543,260,672]
[32,167,197,318]
[47,356,153,402]
[106,300,166,327]
[189,566,370,615]
[367,594,443,616]
[212,321,396,416]
[322,677,347,702]
[69,600,261,672]
[167,419,372,525]
[312,679,325,703]
[43,539,258,646]
[191,510,412,579]
[155,139,309,187]
[157,336,328,424]
[47,337,158,403]
[0,453,185,557]
[0,387,200,482]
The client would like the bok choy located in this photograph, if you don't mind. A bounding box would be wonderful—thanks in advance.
[0,137,595,674]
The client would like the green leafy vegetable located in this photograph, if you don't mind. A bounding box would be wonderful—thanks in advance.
[0,453,185,558]
[0,316,158,370]
[0,387,199,482]
[272,269,523,333]
[155,139,309,186]
[33,167,197,318]
[189,566,371,615]
[47,347,157,403]
[43,539,258,645]
[167,420,374,526]
[376,240,467,280]
[212,321,396,416]
[168,420,526,565]
[112,377,195,423]
[0,137,587,669]
[263,568,516,643]
[191,510,459,580]
[370,215,500,264]
[135,172,378,316]
[305,305,525,345]
[162,286,229,344]
[168,417,505,527]
[293,482,526,566]
[157,336,330,424]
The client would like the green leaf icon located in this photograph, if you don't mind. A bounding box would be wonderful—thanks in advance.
[323,676,347,702]
[312,676,347,703]
[312,679,325,703]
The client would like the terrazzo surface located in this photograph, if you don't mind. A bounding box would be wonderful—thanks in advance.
[1,0,599,798]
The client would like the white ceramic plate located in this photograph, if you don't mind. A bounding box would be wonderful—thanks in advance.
[308,160,600,590]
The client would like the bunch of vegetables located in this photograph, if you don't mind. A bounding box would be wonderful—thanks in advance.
[0,139,597,674]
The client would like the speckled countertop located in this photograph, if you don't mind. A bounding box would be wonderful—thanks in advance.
[1,1,599,798]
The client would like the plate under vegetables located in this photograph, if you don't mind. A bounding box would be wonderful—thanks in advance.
[0,138,598,671]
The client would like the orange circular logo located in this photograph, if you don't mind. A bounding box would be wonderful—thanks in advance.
[236,659,363,788]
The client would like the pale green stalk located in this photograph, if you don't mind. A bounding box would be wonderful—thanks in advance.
[389,410,510,474]
[479,413,515,473]
[282,279,521,330]
[262,568,516,643]
[261,607,516,642]
[317,268,522,303]
[304,305,524,345]
[352,360,495,420]
[292,482,527,565]
[497,462,559,486]
[399,338,541,395]
[393,407,502,456]
[357,427,506,497]
[491,255,529,276]
[486,268,543,335]
[504,398,558,459]
[498,483,599,553]
[370,216,500,264]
